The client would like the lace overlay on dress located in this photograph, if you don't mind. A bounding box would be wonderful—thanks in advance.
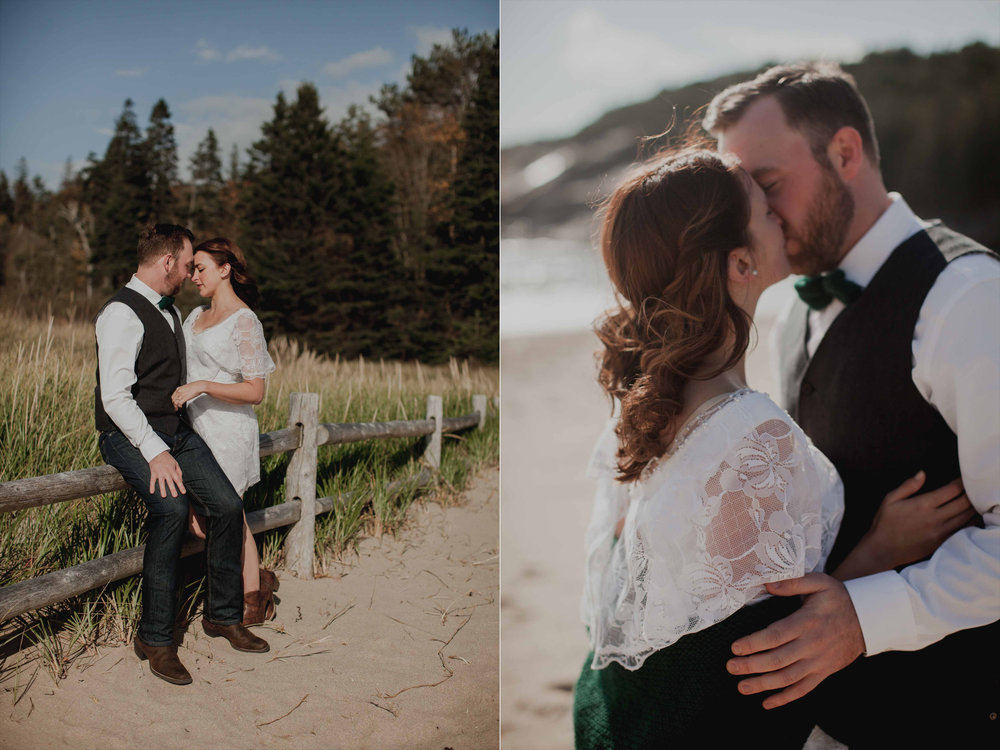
[581,391,843,671]
[232,312,275,380]
[183,306,276,495]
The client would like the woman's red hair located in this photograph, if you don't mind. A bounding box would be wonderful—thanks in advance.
[596,147,754,482]
[193,237,259,309]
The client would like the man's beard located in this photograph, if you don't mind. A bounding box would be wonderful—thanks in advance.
[789,163,855,276]
[165,268,187,297]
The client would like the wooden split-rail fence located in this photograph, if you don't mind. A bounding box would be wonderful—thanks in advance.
[0,392,490,622]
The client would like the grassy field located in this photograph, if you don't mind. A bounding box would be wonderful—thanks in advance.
[0,308,498,678]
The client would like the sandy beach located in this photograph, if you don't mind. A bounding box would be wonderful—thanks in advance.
[500,331,607,749]
[1,468,499,750]
[500,307,842,749]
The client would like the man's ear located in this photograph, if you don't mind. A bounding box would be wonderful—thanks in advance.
[827,126,864,180]
[727,247,755,285]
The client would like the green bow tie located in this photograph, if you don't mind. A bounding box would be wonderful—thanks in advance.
[794,269,864,311]
[157,295,175,310]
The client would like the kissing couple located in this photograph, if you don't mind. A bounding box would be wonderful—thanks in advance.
[575,62,999,748]
[95,224,279,685]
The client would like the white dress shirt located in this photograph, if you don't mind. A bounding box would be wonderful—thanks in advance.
[95,275,179,463]
[776,193,1000,655]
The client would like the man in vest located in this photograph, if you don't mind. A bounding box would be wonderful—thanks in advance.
[95,224,268,685]
[703,63,999,745]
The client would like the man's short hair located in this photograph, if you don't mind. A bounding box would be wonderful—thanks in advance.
[137,224,195,266]
[703,61,880,166]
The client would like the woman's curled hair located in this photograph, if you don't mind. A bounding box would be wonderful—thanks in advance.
[596,148,754,482]
[194,237,259,309]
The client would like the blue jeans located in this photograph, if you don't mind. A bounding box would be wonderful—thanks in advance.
[99,427,244,645]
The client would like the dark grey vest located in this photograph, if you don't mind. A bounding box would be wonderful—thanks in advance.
[778,223,999,745]
[779,222,994,568]
[94,286,188,435]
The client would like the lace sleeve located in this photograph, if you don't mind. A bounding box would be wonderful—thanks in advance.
[585,394,842,671]
[683,417,826,618]
[232,311,276,381]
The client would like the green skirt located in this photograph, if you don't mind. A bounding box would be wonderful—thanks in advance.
[574,596,814,750]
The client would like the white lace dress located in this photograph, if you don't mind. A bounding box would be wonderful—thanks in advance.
[182,306,276,496]
[581,388,844,671]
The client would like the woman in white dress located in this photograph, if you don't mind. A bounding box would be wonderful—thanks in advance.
[170,238,278,626]
[574,148,972,747]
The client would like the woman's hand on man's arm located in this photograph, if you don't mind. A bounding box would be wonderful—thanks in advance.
[832,472,973,581]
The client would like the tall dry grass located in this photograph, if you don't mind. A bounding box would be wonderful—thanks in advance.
[0,308,498,679]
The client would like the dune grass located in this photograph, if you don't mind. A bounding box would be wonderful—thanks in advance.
[0,308,498,681]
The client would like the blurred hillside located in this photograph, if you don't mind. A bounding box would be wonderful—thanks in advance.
[502,43,1000,248]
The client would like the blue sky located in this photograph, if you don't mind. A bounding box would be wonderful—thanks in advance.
[502,0,1000,146]
[0,0,497,189]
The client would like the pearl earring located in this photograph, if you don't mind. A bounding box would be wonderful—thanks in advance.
[751,269,759,277]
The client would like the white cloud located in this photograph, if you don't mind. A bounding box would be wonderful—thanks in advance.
[196,40,282,64]
[226,45,283,63]
[395,60,413,88]
[500,8,708,146]
[564,9,704,89]
[323,47,393,79]
[195,39,221,61]
[114,66,149,78]
[410,25,453,56]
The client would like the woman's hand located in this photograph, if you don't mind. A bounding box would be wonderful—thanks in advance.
[834,472,976,580]
[171,381,206,409]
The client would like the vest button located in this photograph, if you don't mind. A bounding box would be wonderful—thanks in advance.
[801,382,815,396]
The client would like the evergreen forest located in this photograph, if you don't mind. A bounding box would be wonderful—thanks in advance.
[0,29,499,364]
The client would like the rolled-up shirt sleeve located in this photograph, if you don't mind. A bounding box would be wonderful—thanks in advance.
[846,256,1000,655]
[96,303,170,462]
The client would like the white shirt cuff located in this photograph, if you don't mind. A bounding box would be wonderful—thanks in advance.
[138,435,170,464]
[844,570,920,656]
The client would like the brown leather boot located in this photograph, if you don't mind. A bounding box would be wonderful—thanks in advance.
[258,568,279,621]
[242,590,269,627]
[202,619,270,653]
[134,638,193,685]
[259,568,279,593]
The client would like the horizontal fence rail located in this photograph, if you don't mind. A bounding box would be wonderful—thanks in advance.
[0,471,434,621]
[0,414,482,514]
[0,393,488,622]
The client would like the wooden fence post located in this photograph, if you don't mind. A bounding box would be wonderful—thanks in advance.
[424,395,443,470]
[284,392,319,579]
[473,394,487,430]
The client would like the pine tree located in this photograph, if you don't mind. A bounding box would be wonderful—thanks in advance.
[188,128,225,236]
[84,99,153,290]
[372,29,497,362]
[228,143,241,183]
[332,105,411,358]
[435,32,499,362]
[12,158,35,227]
[0,170,11,288]
[0,171,13,220]
[409,28,494,115]
[145,99,178,223]
[241,84,346,354]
